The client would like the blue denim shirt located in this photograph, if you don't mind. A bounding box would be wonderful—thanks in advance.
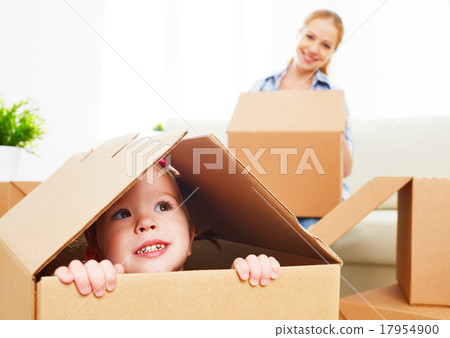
[250,67,354,200]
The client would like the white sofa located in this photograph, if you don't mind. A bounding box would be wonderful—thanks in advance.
[165,115,450,296]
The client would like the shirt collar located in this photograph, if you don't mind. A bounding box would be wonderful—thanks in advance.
[312,69,331,88]
[268,67,289,88]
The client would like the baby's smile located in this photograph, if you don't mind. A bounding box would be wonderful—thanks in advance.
[135,240,169,257]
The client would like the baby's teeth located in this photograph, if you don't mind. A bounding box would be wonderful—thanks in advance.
[137,244,166,254]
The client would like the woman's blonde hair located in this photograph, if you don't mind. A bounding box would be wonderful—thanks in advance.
[298,9,344,76]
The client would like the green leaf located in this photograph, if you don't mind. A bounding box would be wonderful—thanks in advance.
[152,122,164,131]
[0,97,46,154]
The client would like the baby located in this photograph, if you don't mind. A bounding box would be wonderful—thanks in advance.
[55,161,280,297]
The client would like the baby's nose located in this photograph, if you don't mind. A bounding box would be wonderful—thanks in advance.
[140,224,157,232]
[136,218,158,233]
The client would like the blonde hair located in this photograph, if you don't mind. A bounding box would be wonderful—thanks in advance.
[296,9,344,76]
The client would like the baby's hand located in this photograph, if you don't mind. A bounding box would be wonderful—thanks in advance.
[54,260,124,297]
[231,254,280,286]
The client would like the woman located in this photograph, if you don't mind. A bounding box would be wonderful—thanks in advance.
[250,10,354,230]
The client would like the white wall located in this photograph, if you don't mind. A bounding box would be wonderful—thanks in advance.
[0,0,105,180]
[98,0,168,140]
[2,0,450,179]
[100,0,450,146]
[325,0,450,120]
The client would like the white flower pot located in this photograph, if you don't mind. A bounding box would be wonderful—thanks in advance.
[0,145,21,181]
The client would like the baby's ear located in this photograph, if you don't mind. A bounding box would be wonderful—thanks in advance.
[84,245,101,261]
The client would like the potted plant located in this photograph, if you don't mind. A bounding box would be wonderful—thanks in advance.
[151,122,165,136]
[0,97,46,180]
[152,122,164,132]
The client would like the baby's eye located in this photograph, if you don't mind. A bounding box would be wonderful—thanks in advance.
[155,201,172,212]
[306,34,314,40]
[323,43,331,49]
[113,209,131,219]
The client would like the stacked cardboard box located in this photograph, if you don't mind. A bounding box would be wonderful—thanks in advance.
[0,131,343,319]
[309,177,450,319]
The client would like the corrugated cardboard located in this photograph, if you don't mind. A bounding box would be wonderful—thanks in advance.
[396,178,450,306]
[0,181,40,217]
[309,177,411,246]
[227,90,345,217]
[0,131,343,319]
[340,284,450,320]
[310,177,450,307]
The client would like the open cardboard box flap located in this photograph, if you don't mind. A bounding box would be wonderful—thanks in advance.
[310,176,450,307]
[309,176,412,246]
[0,131,185,276]
[169,134,340,260]
[0,131,342,319]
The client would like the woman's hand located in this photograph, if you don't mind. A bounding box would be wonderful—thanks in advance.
[54,259,125,297]
[231,254,280,286]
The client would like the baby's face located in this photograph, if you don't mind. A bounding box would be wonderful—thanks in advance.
[92,168,193,274]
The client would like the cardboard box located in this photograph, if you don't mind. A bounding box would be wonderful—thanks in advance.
[309,177,450,307]
[340,284,450,320]
[227,90,345,217]
[397,178,450,306]
[0,131,343,319]
[0,181,40,217]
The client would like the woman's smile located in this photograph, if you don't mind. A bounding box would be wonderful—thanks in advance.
[301,50,317,64]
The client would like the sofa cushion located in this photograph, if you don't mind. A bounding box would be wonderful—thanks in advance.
[346,115,450,209]
[330,210,397,265]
